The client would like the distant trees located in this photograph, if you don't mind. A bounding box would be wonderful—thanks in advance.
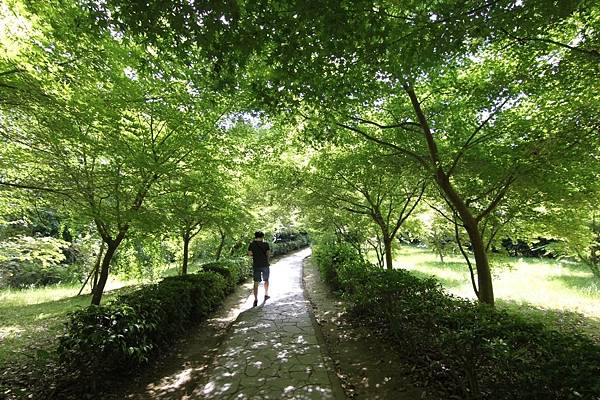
[300,142,425,269]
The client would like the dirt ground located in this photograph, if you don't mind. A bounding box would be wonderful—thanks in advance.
[302,256,436,400]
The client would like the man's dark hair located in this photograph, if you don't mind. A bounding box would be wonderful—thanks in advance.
[254,231,265,238]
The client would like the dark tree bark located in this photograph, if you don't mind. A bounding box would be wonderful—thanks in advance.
[383,237,393,270]
[91,233,126,305]
[182,232,191,275]
[375,218,394,270]
[181,223,202,275]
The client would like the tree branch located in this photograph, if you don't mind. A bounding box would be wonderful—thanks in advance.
[475,175,516,221]
[454,213,480,300]
[500,27,600,61]
[349,115,422,131]
[404,84,440,168]
[448,97,511,176]
[335,121,429,169]
[392,182,427,239]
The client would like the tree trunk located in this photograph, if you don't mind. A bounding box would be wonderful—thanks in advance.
[403,85,495,304]
[436,170,494,305]
[182,232,191,275]
[463,217,494,305]
[91,241,105,294]
[77,241,105,296]
[376,218,394,270]
[92,265,99,294]
[91,240,120,306]
[215,229,226,261]
[384,237,394,270]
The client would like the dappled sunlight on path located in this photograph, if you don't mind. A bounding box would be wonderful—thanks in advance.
[199,248,342,400]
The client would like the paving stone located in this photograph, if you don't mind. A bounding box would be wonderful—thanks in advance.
[201,248,341,399]
[309,369,332,385]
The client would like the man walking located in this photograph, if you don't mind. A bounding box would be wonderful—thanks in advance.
[247,231,271,307]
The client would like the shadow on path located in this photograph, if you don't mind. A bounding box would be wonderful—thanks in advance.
[198,248,344,400]
[109,248,344,400]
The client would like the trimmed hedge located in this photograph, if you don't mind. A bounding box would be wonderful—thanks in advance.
[57,270,233,388]
[271,237,309,256]
[201,257,250,291]
[313,242,600,400]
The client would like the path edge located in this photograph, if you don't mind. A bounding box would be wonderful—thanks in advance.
[301,254,348,400]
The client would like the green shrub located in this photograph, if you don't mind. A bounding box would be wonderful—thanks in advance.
[0,236,83,288]
[201,258,250,291]
[312,240,371,291]
[0,260,83,288]
[57,271,228,388]
[271,238,308,256]
[314,242,600,399]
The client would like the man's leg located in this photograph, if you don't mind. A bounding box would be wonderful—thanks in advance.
[263,267,270,301]
[252,269,260,307]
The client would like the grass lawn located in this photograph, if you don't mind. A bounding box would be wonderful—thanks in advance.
[394,245,600,341]
[0,278,137,368]
[0,259,204,370]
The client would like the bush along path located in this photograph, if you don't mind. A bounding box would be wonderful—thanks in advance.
[303,255,438,400]
[43,258,250,399]
[199,248,345,400]
[312,242,600,400]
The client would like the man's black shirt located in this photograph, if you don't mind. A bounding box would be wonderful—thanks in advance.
[248,240,270,268]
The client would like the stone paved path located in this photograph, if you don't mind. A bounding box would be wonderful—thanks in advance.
[198,248,343,400]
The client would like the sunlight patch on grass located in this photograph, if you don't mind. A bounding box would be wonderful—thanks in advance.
[0,276,135,307]
[393,245,600,319]
[0,277,138,366]
[0,326,24,340]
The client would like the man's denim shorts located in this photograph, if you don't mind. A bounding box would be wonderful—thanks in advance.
[253,267,270,282]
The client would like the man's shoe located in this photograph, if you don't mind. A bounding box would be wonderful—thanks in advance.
[264,295,270,301]
[253,299,258,307]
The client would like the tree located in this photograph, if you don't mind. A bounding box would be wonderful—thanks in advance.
[4,0,600,308]
[299,141,426,269]
[157,168,240,275]
[0,1,230,303]
[238,1,599,305]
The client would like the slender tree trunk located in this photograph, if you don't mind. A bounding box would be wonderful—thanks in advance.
[463,217,494,305]
[182,232,191,275]
[436,170,494,305]
[383,237,394,270]
[375,218,394,270]
[77,241,105,296]
[215,229,226,261]
[91,241,105,294]
[404,84,495,305]
[435,172,495,305]
[91,240,121,305]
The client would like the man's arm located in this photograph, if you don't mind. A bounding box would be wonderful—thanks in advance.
[247,250,253,257]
